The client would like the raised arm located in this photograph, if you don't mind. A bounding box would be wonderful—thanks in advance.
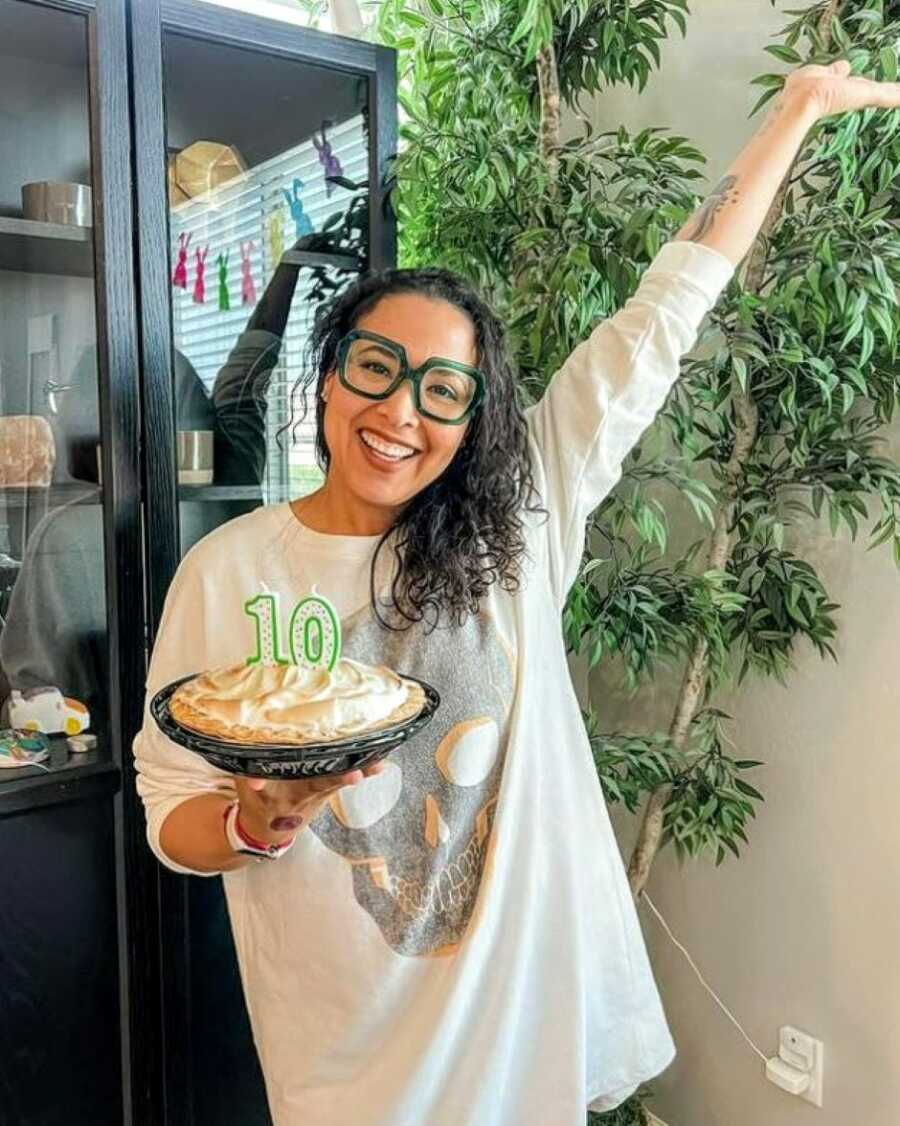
[674,60,900,266]
[243,232,335,336]
[529,61,900,603]
[211,234,338,485]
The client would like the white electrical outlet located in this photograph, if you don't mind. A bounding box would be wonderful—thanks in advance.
[766,1025,824,1107]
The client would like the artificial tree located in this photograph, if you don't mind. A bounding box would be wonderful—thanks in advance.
[623,0,900,897]
[370,0,900,884]
[295,1,900,1121]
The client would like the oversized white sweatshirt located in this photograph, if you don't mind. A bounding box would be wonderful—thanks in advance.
[134,240,735,1125]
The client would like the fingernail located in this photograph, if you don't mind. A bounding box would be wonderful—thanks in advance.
[270,816,302,832]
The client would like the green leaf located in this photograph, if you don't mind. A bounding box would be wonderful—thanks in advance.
[859,325,876,367]
[871,255,893,296]
[750,73,786,88]
[840,315,864,349]
[834,273,848,312]
[509,0,538,47]
[764,44,802,65]
[398,9,428,28]
[749,87,782,116]
[732,355,748,391]
[734,779,765,806]
[870,303,895,346]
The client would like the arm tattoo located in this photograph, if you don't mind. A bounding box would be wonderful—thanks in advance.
[683,174,740,242]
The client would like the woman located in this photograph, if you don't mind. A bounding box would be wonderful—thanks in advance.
[135,64,900,1124]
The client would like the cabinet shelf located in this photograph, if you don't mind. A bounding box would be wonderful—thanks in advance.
[0,740,118,818]
[279,248,361,272]
[0,485,262,507]
[0,216,94,277]
[178,485,262,502]
[0,484,102,508]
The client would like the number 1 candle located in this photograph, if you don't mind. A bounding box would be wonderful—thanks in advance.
[244,591,289,667]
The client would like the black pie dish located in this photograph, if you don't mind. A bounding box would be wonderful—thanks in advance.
[150,673,440,779]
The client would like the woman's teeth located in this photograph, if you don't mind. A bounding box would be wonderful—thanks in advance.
[360,430,417,461]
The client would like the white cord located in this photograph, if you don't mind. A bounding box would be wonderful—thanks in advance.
[641,892,768,1065]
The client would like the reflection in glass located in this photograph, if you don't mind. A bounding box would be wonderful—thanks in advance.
[163,32,369,549]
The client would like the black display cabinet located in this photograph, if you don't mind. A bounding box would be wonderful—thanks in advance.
[0,0,143,1123]
[0,0,396,1121]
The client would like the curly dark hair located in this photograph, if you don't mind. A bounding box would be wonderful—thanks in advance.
[287,267,543,629]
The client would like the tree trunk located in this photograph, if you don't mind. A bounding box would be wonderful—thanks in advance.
[626,0,842,898]
[536,43,561,190]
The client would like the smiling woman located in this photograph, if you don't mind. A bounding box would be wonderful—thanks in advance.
[320,294,479,510]
[136,238,736,1125]
[287,267,541,628]
[132,52,900,1126]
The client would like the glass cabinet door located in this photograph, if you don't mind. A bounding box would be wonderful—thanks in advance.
[0,0,107,776]
[132,8,396,1121]
[162,30,373,556]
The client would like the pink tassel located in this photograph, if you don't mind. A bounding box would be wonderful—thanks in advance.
[240,241,257,305]
[173,232,191,289]
[193,245,209,304]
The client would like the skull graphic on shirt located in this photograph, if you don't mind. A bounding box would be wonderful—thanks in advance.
[310,608,514,958]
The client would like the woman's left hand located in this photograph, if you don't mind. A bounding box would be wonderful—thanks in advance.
[785,59,900,121]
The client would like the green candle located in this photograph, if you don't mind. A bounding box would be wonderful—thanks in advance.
[244,589,342,671]
[244,591,289,667]
[290,594,341,672]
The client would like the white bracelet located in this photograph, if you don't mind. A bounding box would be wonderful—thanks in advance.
[223,799,297,861]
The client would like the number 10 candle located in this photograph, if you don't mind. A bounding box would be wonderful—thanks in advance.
[244,590,341,672]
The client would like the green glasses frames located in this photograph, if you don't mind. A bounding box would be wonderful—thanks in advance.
[335,329,486,425]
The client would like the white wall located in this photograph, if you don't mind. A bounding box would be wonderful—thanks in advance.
[586,3,900,1124]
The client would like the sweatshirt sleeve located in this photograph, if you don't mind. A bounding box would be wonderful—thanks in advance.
[133,556,237,877]
[526,240,734,604]
[211,328,282,486]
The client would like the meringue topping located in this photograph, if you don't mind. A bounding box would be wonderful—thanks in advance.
[171,657,414,745]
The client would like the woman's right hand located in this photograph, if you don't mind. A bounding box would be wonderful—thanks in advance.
[233,762,385,846]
